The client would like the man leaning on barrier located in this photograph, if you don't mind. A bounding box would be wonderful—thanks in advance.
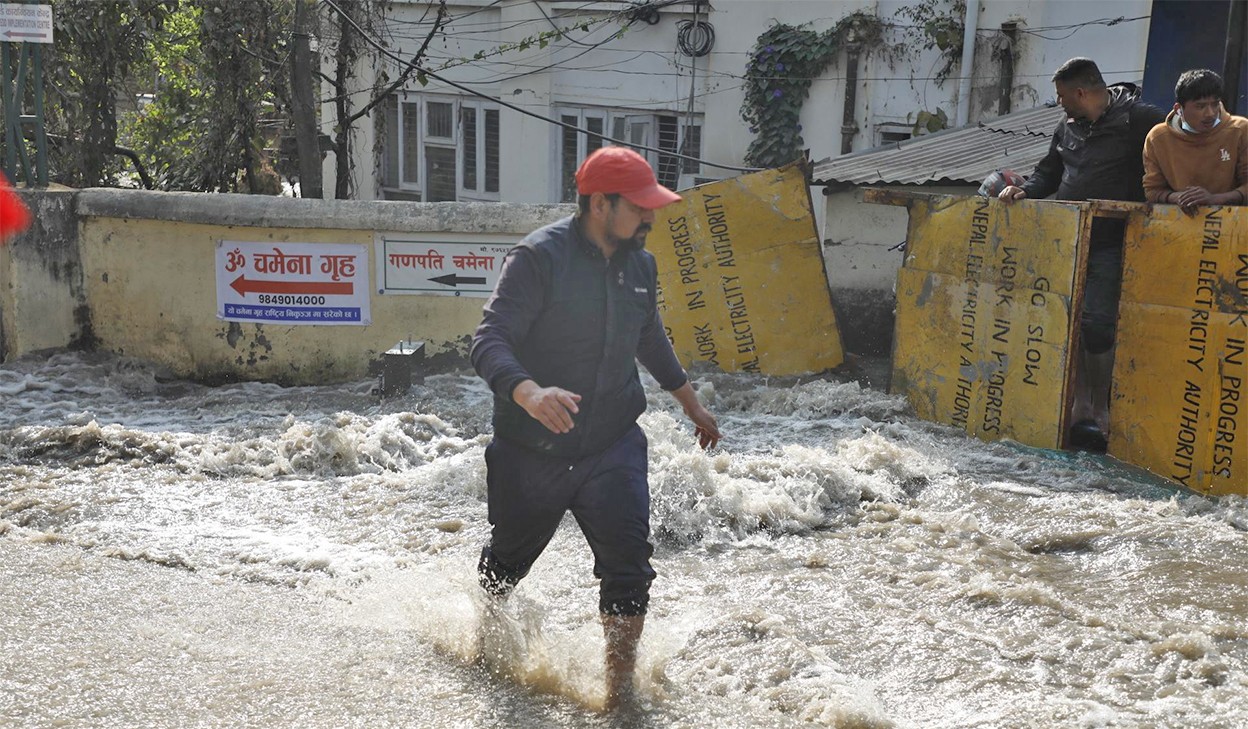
[997,57,1166,451]
[1143,69,1248,215]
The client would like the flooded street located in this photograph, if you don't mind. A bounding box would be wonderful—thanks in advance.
[2,351,1246,728]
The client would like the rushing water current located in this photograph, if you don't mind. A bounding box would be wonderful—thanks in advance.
[1,351,1246,728]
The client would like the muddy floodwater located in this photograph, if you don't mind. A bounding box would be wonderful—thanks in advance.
[1,352,1246,728]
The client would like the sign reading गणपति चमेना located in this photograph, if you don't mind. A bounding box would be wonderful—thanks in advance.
[0,3,53,43]
[215,241,370,325]
[374,233,519,297]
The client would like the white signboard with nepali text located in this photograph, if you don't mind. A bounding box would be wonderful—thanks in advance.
[0,3,54,44]
[216,241,370,325]
[375,233,519,297]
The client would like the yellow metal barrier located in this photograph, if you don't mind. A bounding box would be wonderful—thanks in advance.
[1112,206,1247,496]
[872,189,1245,496]
[649,164,843,375]
[866,190,1087,449]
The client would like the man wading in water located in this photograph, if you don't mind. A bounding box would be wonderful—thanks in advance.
[471,146,721,709]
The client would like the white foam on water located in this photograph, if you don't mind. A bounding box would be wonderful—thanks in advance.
[4,352,1247,728]
[328,561,616,712]
[646,410,953,542]
[646,607,896,728]
[326,554,901,726]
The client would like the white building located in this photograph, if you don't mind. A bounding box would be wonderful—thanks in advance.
[322,0,1152,205]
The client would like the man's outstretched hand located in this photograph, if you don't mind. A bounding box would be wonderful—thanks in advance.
[687,402,721,450]
[512,379,582,434]
[670,381,721,450]
[514,377,722,448]
[694,423,721,450]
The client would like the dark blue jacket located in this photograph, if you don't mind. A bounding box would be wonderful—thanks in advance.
[1024,83,1167,204]
[471,216,687,459]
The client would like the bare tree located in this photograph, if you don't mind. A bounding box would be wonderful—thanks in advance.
[320,0,447,199]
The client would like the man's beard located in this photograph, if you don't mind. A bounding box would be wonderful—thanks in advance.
[610,223,651,252]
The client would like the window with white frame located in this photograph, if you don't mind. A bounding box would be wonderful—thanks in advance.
[382,94,500,201]
[557,107,702,202]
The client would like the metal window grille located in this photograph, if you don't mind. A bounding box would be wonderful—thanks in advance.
[401,102,420,186]
[560,114,580,202]
[681,124,702,174]
[461,106,477,191]
[425,146,457,201]
[383,96,399,188]
[656,115,680,189]
[427,101,453,140]
[484,108,499,193]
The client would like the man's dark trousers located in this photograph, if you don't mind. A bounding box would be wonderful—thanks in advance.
[478,424,656,616]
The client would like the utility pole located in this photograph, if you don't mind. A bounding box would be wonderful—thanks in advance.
[291,0,323,198]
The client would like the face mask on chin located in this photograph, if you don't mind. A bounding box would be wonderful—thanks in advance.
[1177,105,1223,134]
[1180,114,1221,133]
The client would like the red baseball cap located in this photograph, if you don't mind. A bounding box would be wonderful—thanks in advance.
[575,147,682,210]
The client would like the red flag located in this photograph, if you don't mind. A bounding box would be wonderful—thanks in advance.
[1,172,33,242]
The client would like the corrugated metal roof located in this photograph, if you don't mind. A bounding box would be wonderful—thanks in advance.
[811,104,1065,186]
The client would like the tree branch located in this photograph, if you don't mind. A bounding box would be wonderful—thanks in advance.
[345,0,447,126]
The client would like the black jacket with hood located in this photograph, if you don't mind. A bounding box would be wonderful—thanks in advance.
[1023,83,1167,204]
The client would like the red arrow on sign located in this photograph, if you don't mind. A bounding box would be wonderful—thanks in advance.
[230,275,353,296]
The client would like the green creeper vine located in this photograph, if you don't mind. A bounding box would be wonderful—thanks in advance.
[896,0,967,84]
[741,2,965,169]
[741,15,884,169]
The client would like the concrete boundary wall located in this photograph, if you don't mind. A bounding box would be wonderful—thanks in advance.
[2,189,571,384]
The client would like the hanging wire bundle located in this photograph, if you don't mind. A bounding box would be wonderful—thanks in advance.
[676,18,714,57]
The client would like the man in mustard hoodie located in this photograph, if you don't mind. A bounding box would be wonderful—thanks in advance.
[1143,69,1248,214]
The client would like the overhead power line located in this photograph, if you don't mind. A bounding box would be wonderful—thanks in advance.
[415,12,1149,49]
[531,0,601,48]
[319,0,757,174]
